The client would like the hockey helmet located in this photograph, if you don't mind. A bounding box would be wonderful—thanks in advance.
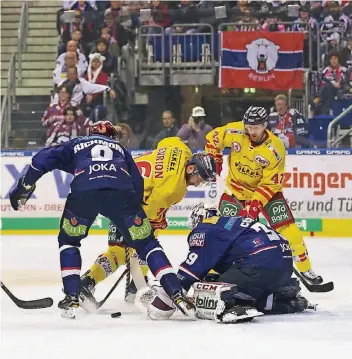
[186,153,216,183]
[243,106,268,125]
[189,202,220,229]
[89,121,118,138]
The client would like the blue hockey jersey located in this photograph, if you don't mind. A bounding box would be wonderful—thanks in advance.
[23,135,144,201]
[178,216,292,291]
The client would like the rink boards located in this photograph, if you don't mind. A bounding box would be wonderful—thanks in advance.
[1,149,351,237]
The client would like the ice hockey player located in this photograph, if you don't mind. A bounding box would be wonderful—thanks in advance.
[204,106,323,285]
[138,203,314,323]
[9,121,195,319]
[80,136,217,305]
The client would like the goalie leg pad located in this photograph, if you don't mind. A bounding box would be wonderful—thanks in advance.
[192,282,263,323]
[259,278,316,314]
[135,286,176,320]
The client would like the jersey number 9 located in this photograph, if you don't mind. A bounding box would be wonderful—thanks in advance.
[186,252,198,265]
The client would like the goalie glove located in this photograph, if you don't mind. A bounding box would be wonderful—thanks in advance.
[9,176,36,211]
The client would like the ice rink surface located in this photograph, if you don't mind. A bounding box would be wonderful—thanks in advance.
[1,235,352,359]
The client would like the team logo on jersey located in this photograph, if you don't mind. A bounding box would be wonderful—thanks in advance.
[70,217,78,226]
[252,237,263,247]
[189,232,205,247]
[232,142,241,152]
[134,216,143,226]
[254,155,270,167]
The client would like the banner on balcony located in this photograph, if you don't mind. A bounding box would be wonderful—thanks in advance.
[219,31,304,90]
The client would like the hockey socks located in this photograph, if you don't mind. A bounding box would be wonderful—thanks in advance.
[60,246,82,295]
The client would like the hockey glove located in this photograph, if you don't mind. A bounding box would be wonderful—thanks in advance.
[9,176,36,211]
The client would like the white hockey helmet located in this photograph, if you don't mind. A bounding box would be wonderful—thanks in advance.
[188,202,220,229]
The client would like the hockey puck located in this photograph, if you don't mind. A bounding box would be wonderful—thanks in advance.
[111,312,121,318]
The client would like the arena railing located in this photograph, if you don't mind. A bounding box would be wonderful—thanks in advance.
[1,1,29,149]
[327,105,352,147]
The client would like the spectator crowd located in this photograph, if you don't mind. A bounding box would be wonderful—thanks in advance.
[38,0,352,149]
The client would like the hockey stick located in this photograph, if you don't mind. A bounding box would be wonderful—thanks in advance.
[124,247,131,300]
[293,268,334,293]
[0,281,54,309]
[97,268,128,308]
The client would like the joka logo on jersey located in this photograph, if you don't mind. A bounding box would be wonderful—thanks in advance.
[235,162,261,177]
[89,163,117,174]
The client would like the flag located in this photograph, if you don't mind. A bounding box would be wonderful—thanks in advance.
[219,31,304,90]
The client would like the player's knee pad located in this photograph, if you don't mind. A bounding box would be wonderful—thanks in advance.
[58,209,90,246]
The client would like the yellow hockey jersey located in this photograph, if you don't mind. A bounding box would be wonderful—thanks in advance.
[134,137,192,227]
[205,121,286,207]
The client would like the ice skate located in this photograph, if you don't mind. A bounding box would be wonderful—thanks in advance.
[301,270,323,285]
[79,276,98,312]
[58,294,79,319]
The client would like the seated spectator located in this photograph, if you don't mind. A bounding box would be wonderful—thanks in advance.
[152,110,179,149]
[313,51,347,115]
[343,66,352,98]
[53,51,86,85]
[84,53,109,112]
[268,94,310,148]
[262,15,286,32]
[41,85,71,136]
[177,106,212,149]
[70,0,96,12]
[56,65,116,107]
[58,29,86,56]
[45,106,88,147]
[100,27,119,58]
[60,11,97,53]
[56,40,88,75]
[102,12,133,52]
[340,35,352,67]
[93,38,117,74]
[146,1,171,30]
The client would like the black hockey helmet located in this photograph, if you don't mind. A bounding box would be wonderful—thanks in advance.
[186,153,217,183]
[243,106,268,125]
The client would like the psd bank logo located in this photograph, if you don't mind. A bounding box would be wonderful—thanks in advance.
[246,38,279,75]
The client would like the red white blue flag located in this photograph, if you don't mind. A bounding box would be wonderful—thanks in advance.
[219,31,304,90]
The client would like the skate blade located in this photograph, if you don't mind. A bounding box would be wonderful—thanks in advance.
[61,307,77,319]
[79,293,99,313]
[221,309,263,324]
[124,292,136,304]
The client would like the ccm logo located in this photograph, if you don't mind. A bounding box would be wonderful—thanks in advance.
[195,284,218,291]
[255,155,269,167]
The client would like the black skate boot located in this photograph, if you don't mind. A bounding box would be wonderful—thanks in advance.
[79,276,98,312]
[58,294,79,319]
[125,277,148,303]
[301,270,323,285]
[171,291,197,320]
[289,294,317,312]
